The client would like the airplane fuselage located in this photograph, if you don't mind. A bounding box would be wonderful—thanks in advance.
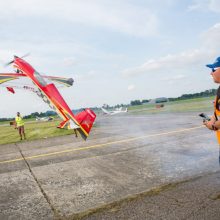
[14,57,82,129]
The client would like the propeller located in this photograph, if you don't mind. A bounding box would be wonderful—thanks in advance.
[4,53,30,67]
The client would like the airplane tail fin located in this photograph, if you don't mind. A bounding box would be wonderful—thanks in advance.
[101,107,109,114]
[74,108,96,140]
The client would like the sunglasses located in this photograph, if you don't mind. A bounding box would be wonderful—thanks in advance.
[212,68,217,72]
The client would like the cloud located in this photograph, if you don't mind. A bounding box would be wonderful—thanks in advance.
[187,0,206,11]
[209,0,220,12]
[187,4,201,11]
[121,49,207,77]
[121,22,220,78]
[62,57,78,67]
[160,74,187,85]
[161,74,186,81]
[187,0,220,12]
[0,0,158,37]
[127,84,135,91]
[75,70,98,82]
[201,23,220,48]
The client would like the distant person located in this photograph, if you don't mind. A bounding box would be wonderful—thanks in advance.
[15,112,26,140]
[204,57,220,164]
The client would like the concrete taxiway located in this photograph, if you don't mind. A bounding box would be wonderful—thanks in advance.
[0,112,219,219]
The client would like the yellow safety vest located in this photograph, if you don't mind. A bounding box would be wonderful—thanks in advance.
[214,97,220,144]
[15,116,24,127]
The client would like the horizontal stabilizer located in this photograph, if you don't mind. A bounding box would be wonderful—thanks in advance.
[47,77,74,87]
[6,87,15,94]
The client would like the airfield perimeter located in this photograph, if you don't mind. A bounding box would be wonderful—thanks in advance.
[0,109,220,219]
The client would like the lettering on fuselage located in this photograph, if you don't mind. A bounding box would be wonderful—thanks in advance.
[36,89,56,111]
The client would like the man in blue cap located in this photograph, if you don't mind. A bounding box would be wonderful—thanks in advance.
[204,56,220,164]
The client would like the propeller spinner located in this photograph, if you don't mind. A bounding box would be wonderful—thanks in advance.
[4,53,30,67]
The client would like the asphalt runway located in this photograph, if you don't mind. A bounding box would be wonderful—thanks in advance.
[0,112,219,219]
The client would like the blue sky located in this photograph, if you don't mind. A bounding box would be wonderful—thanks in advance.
[0,0,220,117]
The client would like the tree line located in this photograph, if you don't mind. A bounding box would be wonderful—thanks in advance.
[167,89,217,101]
[0,111,57,122]
[130,89,217,106]
[0,88,218,121]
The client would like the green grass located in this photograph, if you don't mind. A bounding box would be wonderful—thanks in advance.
[0,96,216,145]
[0,120,73,145]
[128,96,215,114]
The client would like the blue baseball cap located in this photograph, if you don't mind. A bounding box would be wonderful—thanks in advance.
[206,57,220,69]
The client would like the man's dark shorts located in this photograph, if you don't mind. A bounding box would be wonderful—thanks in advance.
[18,126,24,135]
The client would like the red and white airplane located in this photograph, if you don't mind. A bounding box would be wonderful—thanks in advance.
[0,55,96,140]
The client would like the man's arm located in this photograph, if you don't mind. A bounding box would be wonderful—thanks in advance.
[14,119,17,129]
[212,119,220,130]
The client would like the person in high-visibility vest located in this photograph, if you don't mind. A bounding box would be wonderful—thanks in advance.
[15,112,26,140]
[204,57,220,164]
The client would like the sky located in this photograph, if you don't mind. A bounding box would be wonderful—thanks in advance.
[0,0,220,117]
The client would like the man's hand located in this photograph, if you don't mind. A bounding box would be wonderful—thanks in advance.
[203,120,214,130]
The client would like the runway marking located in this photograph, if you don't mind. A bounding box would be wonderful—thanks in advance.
[0,125,204,165]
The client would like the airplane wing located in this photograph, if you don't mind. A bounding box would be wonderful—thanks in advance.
[0,73,73,85]
[0,73,74,93]
[101,107,110,114]
[0,73,20,84]
[42,76,74,87]
[0,73,39,93]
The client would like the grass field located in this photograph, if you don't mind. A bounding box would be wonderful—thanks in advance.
[0,120,73,145]
[128,96,215,114]
[0,96,216,145]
